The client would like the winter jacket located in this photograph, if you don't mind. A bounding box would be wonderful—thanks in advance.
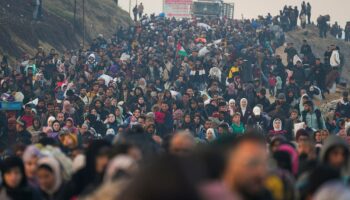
[330,50,340,68]
[300,109,326,131]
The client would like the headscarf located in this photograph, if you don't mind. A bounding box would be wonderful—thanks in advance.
[240,98,248,115]
[38,156,62,195]
[273,118,282,131]
[206,128,217,141]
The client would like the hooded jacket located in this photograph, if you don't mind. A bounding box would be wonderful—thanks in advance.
[38,156,65,200]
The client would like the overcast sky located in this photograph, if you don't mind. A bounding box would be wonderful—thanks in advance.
[119,0,349,26]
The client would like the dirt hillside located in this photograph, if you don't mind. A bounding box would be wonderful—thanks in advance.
[0,0,132,58]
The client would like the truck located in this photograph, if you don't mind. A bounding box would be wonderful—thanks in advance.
[191,0,234,19]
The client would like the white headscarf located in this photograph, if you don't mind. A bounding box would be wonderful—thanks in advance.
[38,156,62,195]
[273,118,282,131]
[240,98,248,115]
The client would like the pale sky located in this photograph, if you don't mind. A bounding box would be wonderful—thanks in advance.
[119,0,349,26]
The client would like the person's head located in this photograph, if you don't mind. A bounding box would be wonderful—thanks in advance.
[273,118,282,131]
[169,131,196,156]
[229,99,236,108]
[296,129,310,144]
[204,120,212,130]
[290,109,299,120]
[303,100,313,112]
[85,140,112,174]
[56,112,65,122]
[240,98,248,109]
[133,109,141,118]
[314,131,322,143]
[23,145,43,179]
[52,120,61,132]
[343,91,349,102]
[223,134,268,198]
[321,130,330,141]
[253,106,261,117]
[107,113,116,123]
[24,105,32,115]
[37,156,62,194]
[321,135,350,169]
[161,102,169,112]
[138,96,145,105]
[1,156,26,189]
[206,128,216,141]
[65,118,74,128]
[232,113,241,124]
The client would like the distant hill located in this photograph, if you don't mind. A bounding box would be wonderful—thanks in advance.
[0,0,132,58]
[276,25,350,84]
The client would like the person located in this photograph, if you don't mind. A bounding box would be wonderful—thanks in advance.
[138,3,144,19]
[37,156,66,200]
[345,22,350,42]
[335,91,350,119]
[205,128,216,143]
[223,134,273,200]
[132,5,138,21]
[169,131,196,156]
[237,98,251,125]
[247,106,270,134]
[231,112,245,135]
[268,118,287,142]
[301,100,326,131]
[62,140,111,199]
[1,156,38,200]
[16,118,32,145]
[306,2,312,24]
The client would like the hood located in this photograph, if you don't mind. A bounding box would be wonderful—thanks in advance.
[38,156,62,195]
[299,94,309,112]
[319,135,349,164]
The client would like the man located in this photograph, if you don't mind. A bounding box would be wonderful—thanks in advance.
[300,40,312,59]
[138,3,144,19]
[223,134,272,200]
[284,43,297,64]
[255,88,270,112]
[306,2,311,24]
[247,106,270,134]
[132,5,138,21]
[301,100,326,131]
[169,131,196,156]
[16,119,32,145]
[335,91,350,119]
[21,104,34,128]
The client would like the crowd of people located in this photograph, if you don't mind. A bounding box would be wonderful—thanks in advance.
[0,1,350,200]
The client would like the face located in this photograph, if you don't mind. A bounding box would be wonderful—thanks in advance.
[303,104,310,112]
[229,102,235,107]
[206,131,214,141]
[108,114,116,123]
[95,101,102,108]
[194,116,200,124]
[161,104,169,112]
[327,146,347,169]
[315,132,322,143]
[53,122,60,132]
[233,115,241,124]
[57,113,65,122]
[138,97,144,104]
[204,121,212,130]
[291,112,298,120]
[133,110,141,118]
[4,167,23,189]
[37,168,56,191]
[240,100,247,108]
[321,130,329,141]
[224,141,268,196]
[184,115,191,123]
[25,157,38,178]
[274,120,282,130]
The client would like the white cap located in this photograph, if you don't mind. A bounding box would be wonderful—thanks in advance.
[253,106,261,116]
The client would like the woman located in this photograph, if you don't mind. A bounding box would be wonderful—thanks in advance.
[228,99,237,117]
[1,156,38,200]
[268,118,287,142]
[321,129,330,142]
[104,113,119,133]
[37,156,66,200]
[231,112,245,135]
[49,120,62,140]
[114,106,125,126]
[27,117,43,143]
[180,114,194,132]
[237,98,251,125]
[63,118,78,135]
[205,128,216,142]
[23,145,44,189]
[62,140,111,199]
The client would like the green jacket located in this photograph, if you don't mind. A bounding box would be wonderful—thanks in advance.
[231,123,245,134]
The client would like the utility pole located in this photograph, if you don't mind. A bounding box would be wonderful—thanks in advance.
[83,0,85,49]
[74,0,77,30]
